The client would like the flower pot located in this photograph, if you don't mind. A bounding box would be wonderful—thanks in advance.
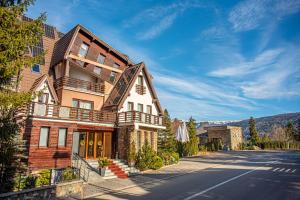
[100,167,107,176]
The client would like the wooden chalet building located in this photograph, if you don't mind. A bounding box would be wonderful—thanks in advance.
[19,18,165,171]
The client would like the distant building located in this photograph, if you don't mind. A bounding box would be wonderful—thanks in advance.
[204,126,243,150]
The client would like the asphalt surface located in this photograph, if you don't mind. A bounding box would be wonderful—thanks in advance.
[90,151,300,200]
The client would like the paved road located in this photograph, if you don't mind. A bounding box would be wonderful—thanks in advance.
[89,151,300,200]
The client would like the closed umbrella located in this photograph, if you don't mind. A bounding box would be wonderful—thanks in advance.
[181,122,189,143]
[175,124,182,141]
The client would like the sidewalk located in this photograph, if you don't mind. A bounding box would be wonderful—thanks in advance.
[70,156,221,199]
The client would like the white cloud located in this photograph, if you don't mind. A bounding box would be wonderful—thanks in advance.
[209,48,283,77]
[137,13,178,40]
[240,46,300,99]
[229,0,300,32]
[124,0,206,40]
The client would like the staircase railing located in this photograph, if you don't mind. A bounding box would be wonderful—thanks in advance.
[72,153,94,182]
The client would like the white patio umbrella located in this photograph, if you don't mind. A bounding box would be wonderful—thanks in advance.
[181,122,189,143]
[175,124,182,142]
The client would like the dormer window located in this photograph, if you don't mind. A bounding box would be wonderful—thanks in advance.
[78,42,89,58]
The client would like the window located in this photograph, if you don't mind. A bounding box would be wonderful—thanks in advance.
[39,127,50,147]
[78,42,89,58]
[72,99,93,110]
[113,63,120,69]
[38,93,49,104]
[127,102,134,111]
[109,71,117,83]
[137,76,143,85]
[146,105,152,114]
[44,24,55,39]
[137,104,143,112]
[31,64,41,73]
[58,128,67,147]
[97,54,105,64]
[94,66,102,75]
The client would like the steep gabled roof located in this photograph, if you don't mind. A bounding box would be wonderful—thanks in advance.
[51,24,134,67]
[102,62,163,115]
[30,74,58,103]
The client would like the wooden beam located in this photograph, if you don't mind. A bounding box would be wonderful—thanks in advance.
[68,53,123,73]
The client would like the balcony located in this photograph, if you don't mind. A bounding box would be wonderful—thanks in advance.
[136,84,146,95]
[28,102,116,123]
[118,111,164,127]
[54,76,105,94]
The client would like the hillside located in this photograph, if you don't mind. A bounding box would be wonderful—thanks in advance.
[227,112,300,136]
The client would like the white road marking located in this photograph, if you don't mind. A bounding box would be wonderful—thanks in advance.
[184,167,262,200]
[273,168,280,172]
[285,169,290,172]
[292,169,296,173]
[279,168,285,172]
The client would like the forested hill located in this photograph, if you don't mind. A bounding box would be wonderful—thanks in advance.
[227,112,300,136]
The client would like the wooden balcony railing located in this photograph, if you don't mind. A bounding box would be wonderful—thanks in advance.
[28,102,116,123]
[136,84,146,95]
[118,111,164,126]
[54,76,105,94]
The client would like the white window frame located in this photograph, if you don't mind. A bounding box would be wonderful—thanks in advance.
[39,127,50,147]
[58,128,67,147]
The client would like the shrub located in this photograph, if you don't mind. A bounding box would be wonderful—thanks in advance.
[171,152,179,163]
[13,175,36,191]
[98,157,110,168]
[35,169,50,187]
[149,156,163,170]
[62,167,77,181]
[135,141,155,171]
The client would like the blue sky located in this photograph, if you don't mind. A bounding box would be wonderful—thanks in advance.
[27,0,300,121]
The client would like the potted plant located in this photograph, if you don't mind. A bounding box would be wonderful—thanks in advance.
[127,141,136,167]
[98,157,109,176]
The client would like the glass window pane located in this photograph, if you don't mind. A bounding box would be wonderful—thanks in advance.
[80,101,92,109]
[147,105,152,114]
[138,76,143,85]
[110,72,116,82]
[32,64,40,73]
[39,127,49,147]
[94,67,102,75]
[137,104,143,112]
[78,43,88,57]
[128,102,133,111]
[97,54,105,64]
[58,128,67,146]
[113,63,120,69]
[72,100,78,108]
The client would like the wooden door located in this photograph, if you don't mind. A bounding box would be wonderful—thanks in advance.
[103,132,112,158]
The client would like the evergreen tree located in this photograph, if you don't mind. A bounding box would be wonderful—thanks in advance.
[249,117,259,145]
[183,117,198,156]
[0,0,45,192]
[158,109,176,153]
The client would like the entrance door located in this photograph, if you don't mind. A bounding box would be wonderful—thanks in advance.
[87,132,95,159]
[95,132,104,157]
[103,132,112,158]
[78,133,86,158]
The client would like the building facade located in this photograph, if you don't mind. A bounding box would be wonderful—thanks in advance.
[204,126,243,150]
[19,20,165,171]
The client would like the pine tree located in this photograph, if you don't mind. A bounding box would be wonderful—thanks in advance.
[183,117,198,156]
[0,0,45,192]
[158,109,176,153]
[249,117,259,145]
